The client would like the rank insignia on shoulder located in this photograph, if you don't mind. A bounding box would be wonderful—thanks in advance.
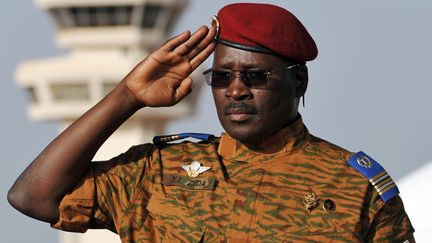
[347,151,399,202]
[153,133,215,144]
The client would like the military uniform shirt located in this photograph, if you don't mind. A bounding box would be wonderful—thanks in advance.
[52,117,414,242]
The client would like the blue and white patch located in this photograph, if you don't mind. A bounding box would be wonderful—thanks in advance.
[153,133,215,144]
[347,151,399,202]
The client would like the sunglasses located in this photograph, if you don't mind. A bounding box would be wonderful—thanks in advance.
[203,63,303,89]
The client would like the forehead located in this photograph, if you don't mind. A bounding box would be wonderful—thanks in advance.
[212,44,287,69]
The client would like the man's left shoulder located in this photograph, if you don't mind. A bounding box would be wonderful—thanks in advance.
[346,151,400,203]
[307,135,400,200]
[307,135,354,162]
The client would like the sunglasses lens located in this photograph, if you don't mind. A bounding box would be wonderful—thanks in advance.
[210,71,231,88]
[204,70,268,88]
[244,71,268,88]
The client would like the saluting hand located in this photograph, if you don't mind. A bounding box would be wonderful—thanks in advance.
[122,25,216,108]
[7,23,216,225]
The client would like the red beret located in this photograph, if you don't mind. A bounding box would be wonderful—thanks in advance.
[214,3,318,62]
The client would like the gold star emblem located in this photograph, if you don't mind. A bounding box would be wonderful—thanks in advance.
[303,192,319,212]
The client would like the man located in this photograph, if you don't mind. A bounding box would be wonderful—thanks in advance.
[8,3,414,242]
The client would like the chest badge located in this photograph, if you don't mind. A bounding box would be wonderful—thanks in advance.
[303,192,320,212]
[182,161,211,179]
[322,199,336,213]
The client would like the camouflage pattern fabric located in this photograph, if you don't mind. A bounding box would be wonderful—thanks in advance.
[52,117,414,242]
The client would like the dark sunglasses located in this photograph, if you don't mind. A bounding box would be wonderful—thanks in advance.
[203,63,303,89]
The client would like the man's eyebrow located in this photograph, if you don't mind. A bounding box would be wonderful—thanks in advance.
[213,63,264,70]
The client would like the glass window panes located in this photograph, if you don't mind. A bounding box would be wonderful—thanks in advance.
[50,83,90,101]
[26,86,38,103]
[48,8,76,29]
[141,5,163,28]
[49,6,133,28]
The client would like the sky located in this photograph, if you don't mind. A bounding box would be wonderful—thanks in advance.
[1,1,432,242]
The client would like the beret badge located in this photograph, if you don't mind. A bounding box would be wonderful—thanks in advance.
[211,15,220,40]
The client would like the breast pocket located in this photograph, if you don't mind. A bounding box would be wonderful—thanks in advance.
[255,176,362,241]
[144,190,207,242]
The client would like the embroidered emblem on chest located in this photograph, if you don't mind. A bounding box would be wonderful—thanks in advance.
[182,161,211,179]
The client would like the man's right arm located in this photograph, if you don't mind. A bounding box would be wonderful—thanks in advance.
[7,25,216,224]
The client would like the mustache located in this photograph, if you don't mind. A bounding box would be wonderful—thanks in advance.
[224,102,258,115]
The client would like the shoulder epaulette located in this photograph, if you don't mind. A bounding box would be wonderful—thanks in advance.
[153,133,215,144]
[347,151,399,202]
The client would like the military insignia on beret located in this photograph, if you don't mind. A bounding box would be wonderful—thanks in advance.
[347,151,399,202]
[182,161,211,179]
[211,15,220,39]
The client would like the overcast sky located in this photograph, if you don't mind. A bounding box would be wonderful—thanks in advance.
[1,1,432,242]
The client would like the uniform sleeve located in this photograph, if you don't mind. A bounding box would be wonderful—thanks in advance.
[51,144,155,233]
[365,195,415,242]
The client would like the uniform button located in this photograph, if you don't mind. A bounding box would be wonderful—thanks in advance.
[323,199,336,212]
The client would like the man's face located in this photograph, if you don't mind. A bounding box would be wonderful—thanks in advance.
[211,44,304,145]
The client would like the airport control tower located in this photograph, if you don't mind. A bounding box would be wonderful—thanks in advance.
[15,0,198,242]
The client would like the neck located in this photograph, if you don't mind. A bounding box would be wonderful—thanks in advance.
[242,114,301,153]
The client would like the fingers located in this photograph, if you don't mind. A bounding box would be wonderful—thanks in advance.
[161,25,216,66]
[175,25,216,70]
[189,25,217,69]
[173,26,210,56]
[186,24,217,60]
[174,77,193,102]
[190,42,216,70]
[162,31,191,52]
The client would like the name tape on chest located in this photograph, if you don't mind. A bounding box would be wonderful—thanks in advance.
[347,151,399,202]
[163,174,216,190]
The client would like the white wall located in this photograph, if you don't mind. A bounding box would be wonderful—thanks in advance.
[398,161,432,242]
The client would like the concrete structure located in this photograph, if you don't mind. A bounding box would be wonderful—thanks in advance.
[15,0,199,242]
[398,160,432,242]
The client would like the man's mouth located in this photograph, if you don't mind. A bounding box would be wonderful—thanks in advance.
[224,102,257,121]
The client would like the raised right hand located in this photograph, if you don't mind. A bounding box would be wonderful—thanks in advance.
[122,25,216,108]
[7,24,216,225]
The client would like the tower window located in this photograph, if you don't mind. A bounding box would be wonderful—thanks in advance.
[50,83,90,101]
[26,86,38,103]
[141,5,163,28]
[49,6,133,28]
[48,8,76,28]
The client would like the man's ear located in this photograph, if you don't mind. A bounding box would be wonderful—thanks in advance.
[295,65,308,98]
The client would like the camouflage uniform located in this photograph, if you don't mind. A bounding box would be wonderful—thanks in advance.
[52,117,414,242]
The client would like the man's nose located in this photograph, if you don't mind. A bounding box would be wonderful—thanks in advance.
[225,73,253,101]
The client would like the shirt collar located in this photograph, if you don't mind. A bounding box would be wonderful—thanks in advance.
[217,116,310,162]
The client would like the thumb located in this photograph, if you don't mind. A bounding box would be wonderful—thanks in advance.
[174,77,193,102]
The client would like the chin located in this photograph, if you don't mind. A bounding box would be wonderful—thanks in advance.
[219,115,266,144]
[224,126,262,144]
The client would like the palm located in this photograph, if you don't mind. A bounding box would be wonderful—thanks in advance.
[124,26,216,107]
